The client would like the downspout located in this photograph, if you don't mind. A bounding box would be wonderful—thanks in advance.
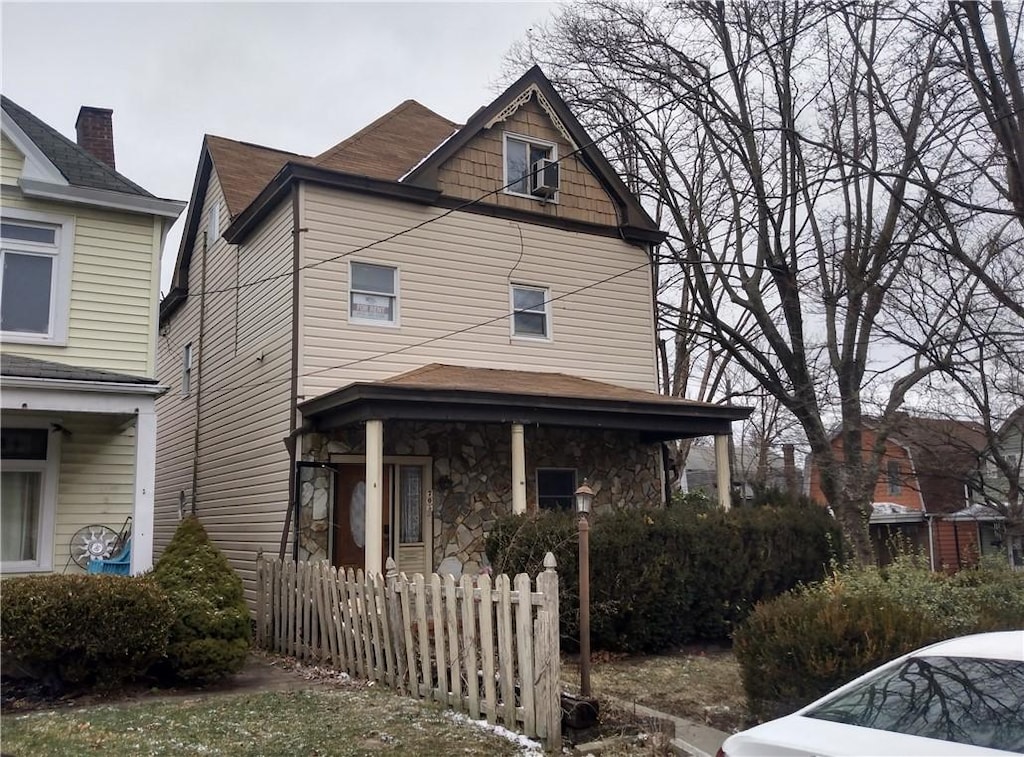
[927,515,936,571]
[953,521,963,570]
[189,230,209,514]
[278,184,302,560]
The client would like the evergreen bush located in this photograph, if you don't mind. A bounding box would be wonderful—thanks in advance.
[734,553,1024,721]
[485,500,840,652]
[150,516,250,684]
[0,574,173,692]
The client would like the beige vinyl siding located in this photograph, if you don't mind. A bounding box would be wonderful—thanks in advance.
[299,185,658,400]
[154,170,293,602]
[1,134,24,185]
[437,97,620,227]
[3,194,160,376]
[54,417,136,573]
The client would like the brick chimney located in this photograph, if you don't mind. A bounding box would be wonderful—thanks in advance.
[75,106,115,169]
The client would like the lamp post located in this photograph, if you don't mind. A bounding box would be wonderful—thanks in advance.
[575,478,594,698]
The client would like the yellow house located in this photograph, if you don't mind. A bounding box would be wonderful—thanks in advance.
[1,96,184,575]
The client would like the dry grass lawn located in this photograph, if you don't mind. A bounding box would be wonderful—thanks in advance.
[562,647,748,733]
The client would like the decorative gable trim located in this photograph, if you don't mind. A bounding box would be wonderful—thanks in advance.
[403,66,661,238]
[483,84,579,150]
[1,109,69,186]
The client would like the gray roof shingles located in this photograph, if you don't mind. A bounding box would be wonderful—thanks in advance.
[1,353,158,385]
[1,95,153,198]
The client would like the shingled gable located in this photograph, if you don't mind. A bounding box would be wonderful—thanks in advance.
[401,65,661,238]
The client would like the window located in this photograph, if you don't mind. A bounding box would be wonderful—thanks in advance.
[537,468,576,511]
[504,133,556,197]
[511,284,550,339]
[1,211,73,344]
[182,343,193,396]
[1,426,58,572]
[207,201,220,241]
[350,262,398,325]
[887,460,902,495]
[398,465,423,544]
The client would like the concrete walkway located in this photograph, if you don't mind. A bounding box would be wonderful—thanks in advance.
[602,694,728,757]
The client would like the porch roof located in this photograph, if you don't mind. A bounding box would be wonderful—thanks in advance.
[299,364,751,441]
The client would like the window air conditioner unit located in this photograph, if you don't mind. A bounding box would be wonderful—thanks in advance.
[530,158,559,198]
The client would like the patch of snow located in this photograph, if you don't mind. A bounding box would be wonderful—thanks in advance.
[444,710,543,756]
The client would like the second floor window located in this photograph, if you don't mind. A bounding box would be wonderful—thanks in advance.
[504,134,555,197]
[887,460,902,495]
[1,214,71,344]
[350,262,398,325]
[511,284,550,338]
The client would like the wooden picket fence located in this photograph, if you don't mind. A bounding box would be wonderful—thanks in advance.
[255,553,561,749]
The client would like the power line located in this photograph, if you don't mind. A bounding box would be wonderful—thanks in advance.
[175,13,825,300]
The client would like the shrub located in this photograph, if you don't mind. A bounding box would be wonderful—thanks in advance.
[485,501,840,652]
[0,574,173,692]
[734,553,1024,721]
[734,589,934,722]
[151,516,250,684]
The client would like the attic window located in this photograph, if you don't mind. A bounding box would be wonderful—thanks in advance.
[504,133,557,198]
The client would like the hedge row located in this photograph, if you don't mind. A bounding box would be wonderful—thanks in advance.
[1,517,250,692]
[0,574,174,691]
[485,501,841,653]
[734,554,1024,721]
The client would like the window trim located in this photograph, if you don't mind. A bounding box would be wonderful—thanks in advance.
[1,420,60,573]
[348,260,400,328]
[0,208,74,346]
[502,131,559,202]
[536,467,577,511]
[510,283,552,341]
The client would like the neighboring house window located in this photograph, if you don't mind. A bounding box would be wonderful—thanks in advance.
[537,468,576,511]
[511,284,550,339]
[887,460,902,495]
[182,343,193,396]
[1,426,58,572]
[504,133,556,197]
[0,211,73,345]
[350,262,398,325]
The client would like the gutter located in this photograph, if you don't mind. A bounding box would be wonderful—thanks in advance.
[0,376,168,396]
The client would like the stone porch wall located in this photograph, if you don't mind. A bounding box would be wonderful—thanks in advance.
[297,421,663,575]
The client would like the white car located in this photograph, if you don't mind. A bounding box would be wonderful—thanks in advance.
[718,630,1024,756]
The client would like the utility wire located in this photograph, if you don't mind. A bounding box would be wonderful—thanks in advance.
[175,12,826,300]
[170,13,833,398]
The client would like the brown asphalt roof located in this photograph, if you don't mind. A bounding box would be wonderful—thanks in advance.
[379,363,721,407]
[205,100,457,220]
[314,100,458,180]
[204,135,311,219]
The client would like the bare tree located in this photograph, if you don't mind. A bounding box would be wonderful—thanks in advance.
[508,1,1023,562]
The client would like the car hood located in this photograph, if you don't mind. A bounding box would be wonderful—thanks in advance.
[721,715,1020,757]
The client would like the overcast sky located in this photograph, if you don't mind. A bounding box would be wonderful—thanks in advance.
[1,1,558,291]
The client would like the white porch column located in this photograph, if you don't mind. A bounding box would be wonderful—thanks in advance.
[131,405,157,574]
[365,419,384,574]
[715,433,732,511]
[511,423,527,515]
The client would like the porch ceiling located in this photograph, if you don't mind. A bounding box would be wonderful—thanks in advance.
[299,364,751,441]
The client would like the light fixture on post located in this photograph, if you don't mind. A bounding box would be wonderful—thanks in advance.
[574,478,594,698]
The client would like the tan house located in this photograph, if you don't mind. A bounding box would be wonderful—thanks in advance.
[155,67,748,600]
[1,96,185,575]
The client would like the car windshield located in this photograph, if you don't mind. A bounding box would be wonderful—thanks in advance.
[805,655,1024,753]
